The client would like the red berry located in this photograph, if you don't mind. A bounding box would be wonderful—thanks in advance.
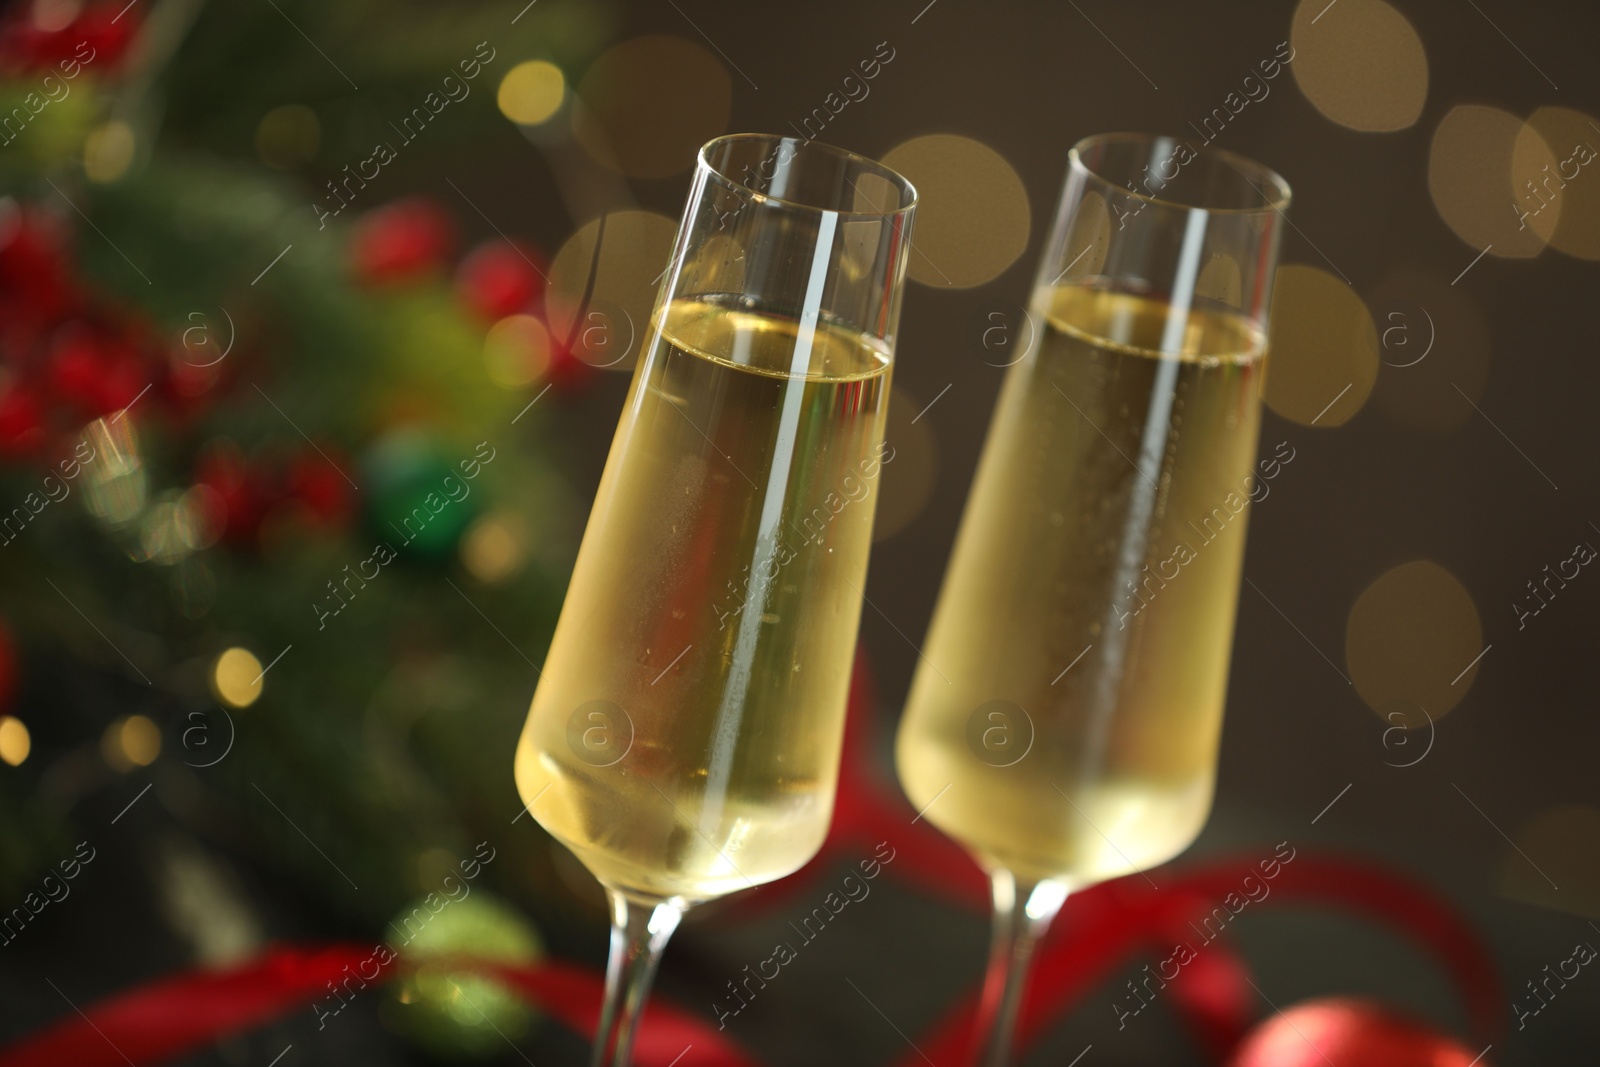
[350,198,456,286]
[194,441,266,545]
[0,6,139,74]
[288,448,354,528]
[0,382,44,455]
[456,240,546,320]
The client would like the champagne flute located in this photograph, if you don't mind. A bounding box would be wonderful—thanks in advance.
[895,133,1290,1065]
[515,133,914,1067]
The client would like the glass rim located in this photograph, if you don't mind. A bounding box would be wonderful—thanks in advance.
[1068,132,1292,215]
[697,133,918,220]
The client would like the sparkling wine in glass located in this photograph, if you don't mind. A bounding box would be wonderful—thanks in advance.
[895,133,1289,1065]
[515,133,914,1067]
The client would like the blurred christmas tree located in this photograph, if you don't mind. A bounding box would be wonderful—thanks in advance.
[0,0,620,954]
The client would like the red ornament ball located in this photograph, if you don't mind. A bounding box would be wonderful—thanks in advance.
[1227,997,1485,1067]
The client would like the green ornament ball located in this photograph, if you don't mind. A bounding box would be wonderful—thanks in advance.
[363,430,482,561]
[382,890,544,1059]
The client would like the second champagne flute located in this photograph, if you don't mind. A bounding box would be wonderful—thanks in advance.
[896,133,1290,1065]
[515,133,914,1067]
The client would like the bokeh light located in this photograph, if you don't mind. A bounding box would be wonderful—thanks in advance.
[0,716,31,766]
[1346,560,1483,725]
[1429,104,1557,258]
[102,714,161,771]
[1264,265,1377,427]
[461,513,529,584]
[1290,0,1428,132]
[1367,268,1491,435]
[873,388,940,542]
[255,104,321,169]
[546,209,677,372]
[483,314,551,388]
[880,134,1031,288]
[572,36,731,179]
[388,893,543,1055]
[497,60,565,126]
[133,487,220,566]
[84,416,148,527]
[212,647,265,709]
[31,0,81,32]
[1518,106,1600,260]
[84,120,135,183]
[1499,804,1600,918]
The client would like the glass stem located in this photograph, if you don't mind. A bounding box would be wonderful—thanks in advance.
[591,888,685,1067]
[971,869,1069,1067]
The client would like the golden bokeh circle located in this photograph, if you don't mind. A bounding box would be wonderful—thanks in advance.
[1367,269,1491,436]
[211,647,265,709]
[484,314,552,388]
[873,387,939,542]
[572,36,731,180]
[1290,0,1428,132]
[0,716,30,766]
[102,714,161,771]
[1499,804,1600,918]
[498,60,565,126]
[84,120,136,184]
[462,513,529,584]
[547,210,677,373]
[1429,105,1557,259]
[1346,560,1483,724]
[1519,106,1600,260]
[255,104,320,170]
[880,134,1031,289]
[1264,265,1378,427]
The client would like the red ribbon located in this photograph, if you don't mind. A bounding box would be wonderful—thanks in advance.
[0,949,757,1067]
[1,658,1504,1066]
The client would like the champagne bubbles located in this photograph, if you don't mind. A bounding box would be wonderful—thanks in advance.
[1290,0,1428,132]
[1346,561,1482,724]
[965,700,1034,768]
[1429,105,1559,259]
[572,36,732,180]
[566,700,633,767]
[547,210,674,373]
[1264,265,1378,428]
[880,134,1031,288]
